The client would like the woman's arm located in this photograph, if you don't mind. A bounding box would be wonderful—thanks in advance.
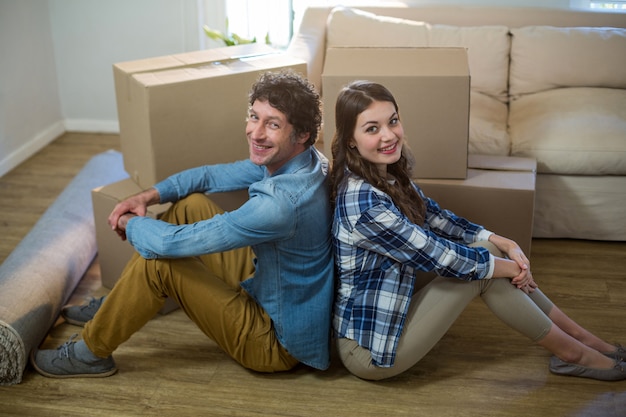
[417,186,486,245]
[489,234,537,293]
[417,183,537,292]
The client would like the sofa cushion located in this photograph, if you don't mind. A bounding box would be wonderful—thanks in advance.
[469,92,510,156]
[326,6,430,47]
[326,7,511,102]
[510,26,626,98]
[510,87,626,175]
[427,24,510,103]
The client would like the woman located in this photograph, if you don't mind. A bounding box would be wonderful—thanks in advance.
[329,80,625,381]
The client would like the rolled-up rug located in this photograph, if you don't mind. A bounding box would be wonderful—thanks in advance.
[0,150,128,385]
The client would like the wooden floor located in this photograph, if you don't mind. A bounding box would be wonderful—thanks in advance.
[0,132,625,417]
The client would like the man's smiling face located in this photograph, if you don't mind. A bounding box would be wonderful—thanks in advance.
[246,99,309,175]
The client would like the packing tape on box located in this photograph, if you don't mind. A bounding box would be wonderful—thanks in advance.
[0,150,128,385]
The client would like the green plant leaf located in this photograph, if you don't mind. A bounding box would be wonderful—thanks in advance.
[203,25,227,42]
[203,24,260,46]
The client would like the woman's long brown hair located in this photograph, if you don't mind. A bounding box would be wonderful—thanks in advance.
[329,81,426,225]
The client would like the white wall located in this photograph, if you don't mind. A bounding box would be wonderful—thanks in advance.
[0,0,64,177]
[48,0,203,133]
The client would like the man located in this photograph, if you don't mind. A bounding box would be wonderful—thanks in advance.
[31,70,334,377]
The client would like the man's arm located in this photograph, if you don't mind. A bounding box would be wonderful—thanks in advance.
[108,187,160,240]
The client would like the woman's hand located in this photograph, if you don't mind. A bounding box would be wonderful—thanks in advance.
[515,268,538,293]
[489,234,530,271]
[489,234,538,292]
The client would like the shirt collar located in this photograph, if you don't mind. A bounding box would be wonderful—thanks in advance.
[269,146,315,177]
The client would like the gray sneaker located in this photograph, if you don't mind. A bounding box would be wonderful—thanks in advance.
[61,296,106,326]
[30,335,117,378]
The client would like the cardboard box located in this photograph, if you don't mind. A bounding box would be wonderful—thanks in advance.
[113,44,307,189]
[415,155,537,255]
[322,47,470,179]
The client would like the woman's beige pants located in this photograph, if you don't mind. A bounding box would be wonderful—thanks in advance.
[337,241,554,380]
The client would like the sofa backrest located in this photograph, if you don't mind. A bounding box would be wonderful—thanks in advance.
[348,5,626,29]
[287,5,626,92]
[509,25,626,97]
[325,7,511,102]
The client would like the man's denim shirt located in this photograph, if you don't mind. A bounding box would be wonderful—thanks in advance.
[125,147,334,370]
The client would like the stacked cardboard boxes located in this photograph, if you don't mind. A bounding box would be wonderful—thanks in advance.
[415,155,536,255]
[92,44,308,303]
[321,47,536,254]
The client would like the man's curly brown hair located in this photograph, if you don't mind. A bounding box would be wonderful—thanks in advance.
[249,70,322,146]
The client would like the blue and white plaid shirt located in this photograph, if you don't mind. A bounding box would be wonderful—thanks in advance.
[332,172,495,367]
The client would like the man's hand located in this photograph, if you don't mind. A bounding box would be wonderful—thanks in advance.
[114,213,138,241]
[108,188,160,240]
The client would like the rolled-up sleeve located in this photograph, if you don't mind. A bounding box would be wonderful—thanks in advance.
[353,201,493,281]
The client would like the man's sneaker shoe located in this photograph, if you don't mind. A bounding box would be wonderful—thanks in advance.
[61,296,106,326]
[30,334,117,378]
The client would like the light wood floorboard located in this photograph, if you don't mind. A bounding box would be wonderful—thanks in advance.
[0,132,625,416]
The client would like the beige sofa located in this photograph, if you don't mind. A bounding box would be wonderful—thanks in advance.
[286,5,626,241]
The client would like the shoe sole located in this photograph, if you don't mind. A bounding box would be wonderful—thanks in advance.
[61,316,87,327]
[29,350,118,379]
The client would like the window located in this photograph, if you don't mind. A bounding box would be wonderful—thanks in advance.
[571,0,626,9]
[224,0,293,48]
[589,1,626,9]
[223,0,385,49]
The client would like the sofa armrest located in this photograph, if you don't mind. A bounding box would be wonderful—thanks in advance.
[285,7,333,92]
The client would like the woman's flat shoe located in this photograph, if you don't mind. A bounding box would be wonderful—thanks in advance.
[604,344,626,362]
[549,356,626,381]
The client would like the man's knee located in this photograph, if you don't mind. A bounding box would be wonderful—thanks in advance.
[165,193,223,224]
[177,193,215,210]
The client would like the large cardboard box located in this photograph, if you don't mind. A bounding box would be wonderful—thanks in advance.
[415,155,537,255]
[114,44,307,189]
[322,47,470,179]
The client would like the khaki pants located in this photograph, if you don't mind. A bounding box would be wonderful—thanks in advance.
[83,193,299,372]
[337,241,554,380]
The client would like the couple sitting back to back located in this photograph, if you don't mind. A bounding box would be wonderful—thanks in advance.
[32,71,626,382]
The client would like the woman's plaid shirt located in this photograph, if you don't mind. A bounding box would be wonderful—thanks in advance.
[332,173,494,367]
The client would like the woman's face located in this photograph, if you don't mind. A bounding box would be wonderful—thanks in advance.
[350,100,404,176]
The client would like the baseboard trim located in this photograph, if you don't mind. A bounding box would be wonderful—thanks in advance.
[0,121,65,178]
[0,119,121,178]
[64,119,120,134]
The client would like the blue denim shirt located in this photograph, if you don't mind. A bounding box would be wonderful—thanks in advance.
[125,148,334,370]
